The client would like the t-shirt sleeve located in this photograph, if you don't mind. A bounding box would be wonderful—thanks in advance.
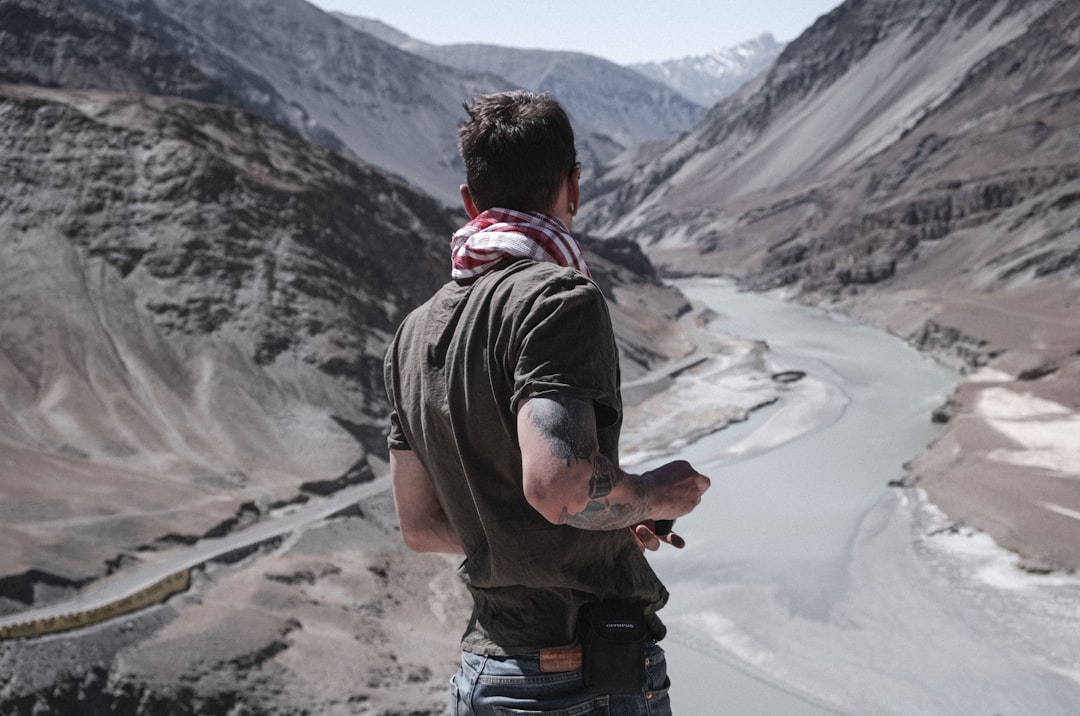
[384,334,412,451]
[510,275,621,429]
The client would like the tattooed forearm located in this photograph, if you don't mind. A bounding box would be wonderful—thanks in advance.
[559,484,649,529]
[560,454,649,529]
[524,395,649,530]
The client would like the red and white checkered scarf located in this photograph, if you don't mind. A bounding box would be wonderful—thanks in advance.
[450,208,591,280]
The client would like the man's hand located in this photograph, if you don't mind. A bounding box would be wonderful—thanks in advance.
[630,459,711,551]
[641,460,711,521]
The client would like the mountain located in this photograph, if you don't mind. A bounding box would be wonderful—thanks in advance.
[0,80,451,572]
[0,0,236,105]
[630,33,786,108]
[584,0,1080,292]
[584,0,1080,570]
[585,0,1080,331]
[66,0,513,206]
[7,0,708,208]
[334,13,708,168]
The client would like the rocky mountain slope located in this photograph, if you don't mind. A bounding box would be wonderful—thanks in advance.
[0,82,449,579]
[585,0,1078,293]
[71,0,508,206]
[585,0,1080,570]
[0,0,235,105]
[630,33,786,108]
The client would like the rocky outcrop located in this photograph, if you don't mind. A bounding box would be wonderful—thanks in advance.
[0,0,235,104]
[911,321,996,371]
[0,81,455,612]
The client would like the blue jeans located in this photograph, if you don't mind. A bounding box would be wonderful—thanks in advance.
[450,642,672,715]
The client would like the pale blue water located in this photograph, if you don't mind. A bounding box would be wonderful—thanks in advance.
[644,279,1080,715]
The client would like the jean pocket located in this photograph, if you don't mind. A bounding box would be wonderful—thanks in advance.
[492,694,610,715]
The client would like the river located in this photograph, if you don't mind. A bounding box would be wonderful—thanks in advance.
[644,279,1080,715]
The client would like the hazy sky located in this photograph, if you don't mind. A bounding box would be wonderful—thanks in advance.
[307,1,843,65]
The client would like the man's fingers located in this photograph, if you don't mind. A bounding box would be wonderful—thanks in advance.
[632,524,686,551]
[632,524,661,551]
[663,531,687,549]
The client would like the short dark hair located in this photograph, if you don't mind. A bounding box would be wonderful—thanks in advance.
[458,91,576,213]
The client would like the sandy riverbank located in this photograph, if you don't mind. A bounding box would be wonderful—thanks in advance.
[841,282,1080,572]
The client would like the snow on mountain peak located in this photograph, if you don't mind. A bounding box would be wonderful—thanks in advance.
[631,33,785,107]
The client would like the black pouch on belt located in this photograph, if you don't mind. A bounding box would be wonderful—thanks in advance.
[579,601,646,694]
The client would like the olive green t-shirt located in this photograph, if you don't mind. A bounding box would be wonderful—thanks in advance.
[384,259,668,655]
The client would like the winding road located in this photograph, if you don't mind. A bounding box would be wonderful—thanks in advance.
[0,477,391,638]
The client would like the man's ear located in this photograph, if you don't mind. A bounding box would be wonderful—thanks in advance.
[568,169,580,217]
[460,184,480,219]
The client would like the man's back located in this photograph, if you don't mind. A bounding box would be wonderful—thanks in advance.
[385,259,669,654]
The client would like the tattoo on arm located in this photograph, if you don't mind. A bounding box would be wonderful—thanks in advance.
[526,394,594,466]
[526,395,648,529]
[558,453,649,529]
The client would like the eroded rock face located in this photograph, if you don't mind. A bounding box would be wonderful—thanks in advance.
[1,85,450,388]
[0,84,461,655]
[0,84,451,514]
[0,0,237,103]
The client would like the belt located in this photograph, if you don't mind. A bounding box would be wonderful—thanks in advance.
[539,643,582,672]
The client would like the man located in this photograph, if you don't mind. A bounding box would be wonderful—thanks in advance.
[383,91,711,715]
